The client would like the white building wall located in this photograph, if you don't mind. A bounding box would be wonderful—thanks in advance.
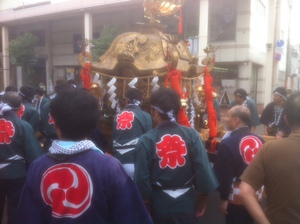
[0,0,23,10]
[248,3,267,66]
[0,0,137,22]
[256,65,265,103]
[51,16,83,81]
[213,0,251,63]
[248,0,268,104]
[238,62,252,93]
[211,0,269,105]
[264,0,275,104]
[198,0,208,64]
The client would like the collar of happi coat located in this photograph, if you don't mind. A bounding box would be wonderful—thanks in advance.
[49,140,102,155]
[126,104,140,110]
[231,126,250,136]
[0,103,12,115]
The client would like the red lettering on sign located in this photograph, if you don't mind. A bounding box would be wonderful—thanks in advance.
[0,119,15,144]
[116,111,134,130]
[156,134,187,169]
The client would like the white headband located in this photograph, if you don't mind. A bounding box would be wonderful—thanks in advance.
[152,105,175,122]
[127,99,141,106]
[18,91,25,97]
[274,91,287,100]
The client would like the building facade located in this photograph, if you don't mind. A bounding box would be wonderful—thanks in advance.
[0,0,298,106]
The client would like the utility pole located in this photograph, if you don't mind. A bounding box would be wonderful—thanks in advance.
[285,0,293,89]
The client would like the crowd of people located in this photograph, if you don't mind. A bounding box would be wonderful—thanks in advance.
[0,80,300,224]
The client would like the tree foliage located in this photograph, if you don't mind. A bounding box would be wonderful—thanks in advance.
[9,32,38,67]
[92,25,119,60]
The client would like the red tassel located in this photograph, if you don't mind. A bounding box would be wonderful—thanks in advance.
[165,63,190,127]
[178,7,183,35]
[204,67,217,138]
[81,62,91,89]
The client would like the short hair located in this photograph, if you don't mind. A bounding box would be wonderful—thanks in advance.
[55,78,67,86]
[284,91,300,127]
[5,85,18,92]
[2,91,22,110]
[50,88,100,140]
[234,88,247,99]
[67,79,77,87]
[126,88,142,103]
[19,85,35,102]
[55,83,75,94]
[150,87,181,120]
[36,87,45,96]
[273,87,287,100]
[231,105,251,128]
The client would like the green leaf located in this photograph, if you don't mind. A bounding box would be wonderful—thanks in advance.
[9,32,38,67]
[92,25,119,60]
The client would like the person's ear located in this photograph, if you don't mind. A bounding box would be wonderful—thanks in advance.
[54,122,62,139]
[234,116,240,125]
[151,108,158,118]
[284,115,291,127]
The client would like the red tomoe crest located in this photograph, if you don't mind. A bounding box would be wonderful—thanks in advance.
[156,134,187,169]
[48,113,54,124]
[116,111,134,130]
[239,136,263,165]
[0,118,15,144]
[41,163,93,218]
[17,104,25,118]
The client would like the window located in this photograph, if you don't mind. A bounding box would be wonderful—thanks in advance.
[208,0,237,42]
[32,30,46,47]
